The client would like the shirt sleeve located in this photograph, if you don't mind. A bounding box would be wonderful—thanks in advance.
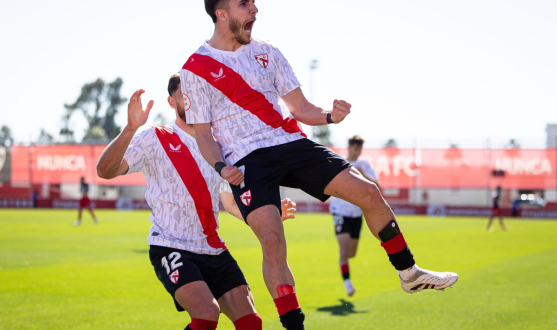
[361,161,378,181]
[219,178,232,194]
[271,46,301,97]
[123,133,148,174]
[181,68,212,124]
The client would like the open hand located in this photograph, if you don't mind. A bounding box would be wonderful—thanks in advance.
[330,99,351,124]
[221,165,244,186]
[281,198,297,221]
[127,89,154,131]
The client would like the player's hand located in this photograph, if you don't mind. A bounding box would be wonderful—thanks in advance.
[280,198,297,221]
[221,165,244,186]
[127,89,154,131]
[330,99,351,124]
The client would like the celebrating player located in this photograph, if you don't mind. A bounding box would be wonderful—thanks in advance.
[329,136,380,297]
[74,176,98,226]
[181,1,458,329]
[487,186,508,231]
[96,73,296,330]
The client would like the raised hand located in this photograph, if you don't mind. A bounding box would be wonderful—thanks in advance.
[127,89,154,131]
[330,99,351,124]
[221,165,244,186]
[281,198,297,221]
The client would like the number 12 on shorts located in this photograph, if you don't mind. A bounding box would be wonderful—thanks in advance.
[161,252,183,275]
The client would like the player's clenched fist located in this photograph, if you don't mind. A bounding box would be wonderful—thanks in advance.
[221,165,244,186]
[330,99,351,124]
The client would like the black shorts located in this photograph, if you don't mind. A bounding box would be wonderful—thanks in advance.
[149,245,248,312]
[231,139,351,221]
[332,214,363,239]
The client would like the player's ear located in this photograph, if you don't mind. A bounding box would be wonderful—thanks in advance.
[216,8,227,22]
[168,96,176,109]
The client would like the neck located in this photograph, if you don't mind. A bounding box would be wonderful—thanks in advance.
[175,118,196,139]
[208,27,244,51]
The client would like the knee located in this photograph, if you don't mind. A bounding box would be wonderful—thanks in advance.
[260,231,286,258]
[360,182,382,206]
[195,301,220,320]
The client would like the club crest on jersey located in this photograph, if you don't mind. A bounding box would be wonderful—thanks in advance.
[169,143,182,153]
[169,269,180,284]
[210,68,226,81]
[240,190,252,207]
[182,93,191,111]
[254,53,269,68]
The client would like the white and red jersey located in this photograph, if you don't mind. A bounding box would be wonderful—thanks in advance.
[329,159,378,218]
[181,39,306,165]
[124,124,230,255]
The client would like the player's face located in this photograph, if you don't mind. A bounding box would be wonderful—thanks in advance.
[348,144,363,159]
[171,90,187,122]
[227,0,258,45]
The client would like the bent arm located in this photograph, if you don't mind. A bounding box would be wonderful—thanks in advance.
[220,191,244,220]
[193,123,225,167]
[96,126,134,179]
[282,87,328,126]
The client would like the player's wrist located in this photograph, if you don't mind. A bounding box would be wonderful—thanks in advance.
[214,162,226,177]
[326,112,335,124]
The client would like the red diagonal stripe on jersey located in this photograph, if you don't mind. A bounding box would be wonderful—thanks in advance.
[154,126,227,251]
[183,54,306,137]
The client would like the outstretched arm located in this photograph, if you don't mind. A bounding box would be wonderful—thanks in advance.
[193,123,244,186]
[282,87,351,126]
[97,89,153,179]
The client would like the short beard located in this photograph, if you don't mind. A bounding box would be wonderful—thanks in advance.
[229,17,251,45]
[176,102,186,122]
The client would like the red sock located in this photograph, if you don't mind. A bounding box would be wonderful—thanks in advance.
[273,284,300,316]
[189,318,218,330]
[234,313,262,330]
[340,262,350,280]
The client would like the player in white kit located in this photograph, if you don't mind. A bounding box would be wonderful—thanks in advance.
[96,74,296,330]
[182,1,458,329]
[329,136,380,297]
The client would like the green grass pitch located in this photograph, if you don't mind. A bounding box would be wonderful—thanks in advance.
[1,209,556,330]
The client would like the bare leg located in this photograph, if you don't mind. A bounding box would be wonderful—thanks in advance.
[337,233,351,265]
[74,207,83,226]
[218,285,257,322]
[246,205,295,299]
[174,281,220,322]
[325,168,394,238]
[499,216,507,231]
[88,206,98,224]
[487,216,495,231]
[348,238,360,259]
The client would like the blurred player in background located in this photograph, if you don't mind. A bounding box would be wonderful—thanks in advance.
[487,186,507,232]
[329,135,380,297]
[183,2,458,329]
[96,74,296,330]
[74,177,98,226]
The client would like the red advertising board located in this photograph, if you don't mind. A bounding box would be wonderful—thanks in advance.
[8,145,557,189]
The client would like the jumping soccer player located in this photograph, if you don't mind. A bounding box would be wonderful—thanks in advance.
[181,1,458,328]
[74,176,98,226]
[487,186,507,231]
[96,74,296,330]
[329,135,380,297]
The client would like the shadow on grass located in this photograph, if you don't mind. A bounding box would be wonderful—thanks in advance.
[316,299,368,316]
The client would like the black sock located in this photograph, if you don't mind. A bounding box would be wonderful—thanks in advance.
[279,308,305,330]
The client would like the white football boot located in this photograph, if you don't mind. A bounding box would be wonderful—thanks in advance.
[400,267,458,294]
[344,279,356,297]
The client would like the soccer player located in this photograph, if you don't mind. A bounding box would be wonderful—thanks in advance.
[96,73,296,330]
[74,176,98,226]
[487,186,507,231]
[181,1,458,329]
[329,135,380,297]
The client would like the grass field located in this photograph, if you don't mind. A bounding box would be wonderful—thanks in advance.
[1,209,556,330]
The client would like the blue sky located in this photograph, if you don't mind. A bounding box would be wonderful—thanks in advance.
[1,0,556,148]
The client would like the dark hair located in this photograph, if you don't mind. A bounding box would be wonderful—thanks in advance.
[205,0,229,23]
[167,73,180,96]
[348,135,365,146]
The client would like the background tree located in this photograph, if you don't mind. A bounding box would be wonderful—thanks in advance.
[507,138,520,149]
[63,78,126,143]
[0,125,14,146]
[384,138,398,148]
[36,129,55,145]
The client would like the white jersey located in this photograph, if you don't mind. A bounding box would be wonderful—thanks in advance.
[124,124,231,255]
[181,39,306,165]
[329,159,378,218]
